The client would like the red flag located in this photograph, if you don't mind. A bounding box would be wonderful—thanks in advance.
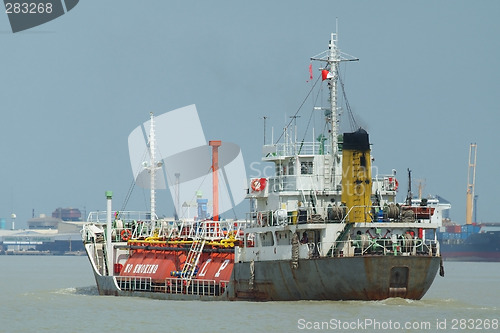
[308,63,313,81]
[322,69,333,81]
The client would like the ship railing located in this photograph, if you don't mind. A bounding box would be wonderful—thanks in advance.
[117,276,228,296]
[164,219,192,239]
[317,238,440,258]
[340,204,420,223]
[247,210,291,227]
[247,210,301,227]
[156,219,179,238]
[372,175,399,192]
[87,211,171,240]
[158,278,228,296]
[82,224,104,242]
[112,219,159,241]
[171,220,248,241]
[264,175,343,194]
[245,202,427,228]
[87,215,248,242]
[258,176,396,196]
[116,276,152,292]
[132,218,182,239]
[342,204,437,223]
[87,211,155,223]
[191,221,224,239]
[262,141,325,160]
[86,211,158,241]
[338,205,373,224]
[247,211,270,228]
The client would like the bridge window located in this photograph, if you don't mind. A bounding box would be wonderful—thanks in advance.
[275,231,291,245]
[301,161,313,175]
[260,231,274,246]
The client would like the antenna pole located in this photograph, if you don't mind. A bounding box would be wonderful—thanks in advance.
[263,116,268,144]
[406,168,412,205]
[290,115,300,144]
[209,140,222,221]
[149,112,156,223]
[175,173,180,220]
[105,191,113,276]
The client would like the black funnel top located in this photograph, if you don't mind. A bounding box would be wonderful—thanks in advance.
[343,128,370,150]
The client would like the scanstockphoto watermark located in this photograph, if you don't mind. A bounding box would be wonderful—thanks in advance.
[297,318,433,331]
[298,318,500,331]
[248,161,384,180]
[249,161,389,196]
[3,0,79,33]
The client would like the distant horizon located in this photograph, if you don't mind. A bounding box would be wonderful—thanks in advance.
[1,1,498,229]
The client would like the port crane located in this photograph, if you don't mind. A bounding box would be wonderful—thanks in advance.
[465,143,477,225]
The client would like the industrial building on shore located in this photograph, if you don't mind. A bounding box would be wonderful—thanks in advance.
[0,208,85,255]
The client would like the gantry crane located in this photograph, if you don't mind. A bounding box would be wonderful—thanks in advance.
[466,143,477,225]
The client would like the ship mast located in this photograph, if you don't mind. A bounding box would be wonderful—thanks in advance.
[328,32,340,157]
[148,112,162,223]
[311,31,358,158]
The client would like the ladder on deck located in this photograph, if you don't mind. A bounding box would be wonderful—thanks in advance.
[329,222,353,256]
[181,227,206,286]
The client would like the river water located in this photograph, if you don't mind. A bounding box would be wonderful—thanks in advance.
[0,256,498,332]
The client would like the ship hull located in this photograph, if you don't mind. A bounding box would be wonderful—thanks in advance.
[441,251,500,262]
[440,231,500,262]
[89,255,440,301]
[441,244,500,262]
[232,256,440,301]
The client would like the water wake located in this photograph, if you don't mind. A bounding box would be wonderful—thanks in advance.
[53,286,99,296]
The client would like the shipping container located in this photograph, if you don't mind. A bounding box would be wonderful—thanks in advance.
[462,224,475,233]
[446,225,462,233]
[446,226,455,233]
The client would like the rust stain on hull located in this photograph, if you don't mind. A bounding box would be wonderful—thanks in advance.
[232,256,440,301]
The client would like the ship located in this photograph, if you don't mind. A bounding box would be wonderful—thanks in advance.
[438,223,500,262]
[405,194,500,262]
[82,32,444,301]
[433,143,500,261]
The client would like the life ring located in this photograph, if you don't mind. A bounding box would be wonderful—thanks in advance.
[388,177,399,191]
[251,178,267,192]
[121,229,132,241]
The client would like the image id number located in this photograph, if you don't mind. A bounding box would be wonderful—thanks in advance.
[451,318,499,330]
[5,2,53,14]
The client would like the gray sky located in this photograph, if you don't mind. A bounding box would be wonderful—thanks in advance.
[1,0,498,228]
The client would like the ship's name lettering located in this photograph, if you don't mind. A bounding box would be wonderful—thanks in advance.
[198,259,212,277]
[215,259,230,277]
[123,264,158,274]
[198,259,230,278]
